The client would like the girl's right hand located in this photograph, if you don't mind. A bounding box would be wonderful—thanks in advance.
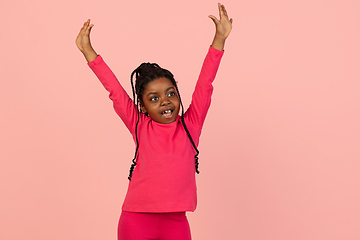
[76,19,98,63]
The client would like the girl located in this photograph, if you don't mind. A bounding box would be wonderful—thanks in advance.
[76,3,232,240]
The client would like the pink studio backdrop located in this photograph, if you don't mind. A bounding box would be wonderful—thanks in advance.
[1,0,359,239]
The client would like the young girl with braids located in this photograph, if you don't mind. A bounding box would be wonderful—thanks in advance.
[76,3,232,240]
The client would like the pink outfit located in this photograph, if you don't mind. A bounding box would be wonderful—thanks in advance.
[118,211,191,240]
[88,46,224,213]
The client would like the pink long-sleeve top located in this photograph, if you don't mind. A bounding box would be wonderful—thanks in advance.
[88,46,224,212]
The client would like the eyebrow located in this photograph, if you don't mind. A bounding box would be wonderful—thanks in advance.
[146,87,175,96]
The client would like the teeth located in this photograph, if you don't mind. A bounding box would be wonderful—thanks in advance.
[162,109,172,115]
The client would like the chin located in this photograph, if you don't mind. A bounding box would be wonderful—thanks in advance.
[162,116,177,124]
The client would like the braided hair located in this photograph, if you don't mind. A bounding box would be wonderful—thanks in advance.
[128,62,200,180]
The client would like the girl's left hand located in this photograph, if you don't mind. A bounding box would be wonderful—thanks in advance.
[209,3,233,40]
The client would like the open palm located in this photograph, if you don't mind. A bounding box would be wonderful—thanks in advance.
[209,3,233,40]
[76,19,95,53]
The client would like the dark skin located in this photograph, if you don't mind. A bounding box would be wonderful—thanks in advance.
[76,3,233,121]
[140,77,180,124]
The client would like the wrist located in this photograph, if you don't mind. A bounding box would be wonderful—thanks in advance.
[211,36,226,51]
[213,34,227,41]
[81,46,96,55]
[82,47,98,63]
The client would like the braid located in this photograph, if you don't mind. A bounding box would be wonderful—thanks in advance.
[174,84,200,174]
[128,70,139,180]
[128,63,157,180]
[127,62,200,180]
[128,100,140,180]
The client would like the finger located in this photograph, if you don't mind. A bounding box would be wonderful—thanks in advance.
[79,25,86,35]
[85,24,94,36]
[208,15,219,25]
[218,3,222,17]
[83,19,90,27]
[221,4,228,18]
[80,20,89,33]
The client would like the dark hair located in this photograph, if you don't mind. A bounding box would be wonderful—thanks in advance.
[128,62,200,180]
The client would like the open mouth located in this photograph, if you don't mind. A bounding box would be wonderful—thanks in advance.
[161,109,174,118]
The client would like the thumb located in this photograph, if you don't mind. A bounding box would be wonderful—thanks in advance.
[208,15,219,25]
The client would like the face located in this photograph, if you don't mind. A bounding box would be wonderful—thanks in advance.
[140,77,180,124]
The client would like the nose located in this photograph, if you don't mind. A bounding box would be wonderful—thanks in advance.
[160,98,170,106]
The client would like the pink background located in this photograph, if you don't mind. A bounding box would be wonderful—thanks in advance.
[1,0,359,239]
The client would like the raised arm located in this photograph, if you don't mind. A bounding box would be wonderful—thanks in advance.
[75,19,140,134]
[184,3,232,128]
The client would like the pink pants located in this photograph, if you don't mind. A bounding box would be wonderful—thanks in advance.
[118,211,192,240]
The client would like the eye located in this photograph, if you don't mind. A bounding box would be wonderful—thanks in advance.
[150,96,158,101]
[167,92,175,97]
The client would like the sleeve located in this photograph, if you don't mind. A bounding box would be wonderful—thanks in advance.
[184,46,224,128]
[88,55,139,134]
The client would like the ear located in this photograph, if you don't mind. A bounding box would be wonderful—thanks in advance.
[139,102,147,114]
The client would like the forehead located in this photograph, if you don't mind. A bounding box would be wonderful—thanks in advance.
[144,77,175,92]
